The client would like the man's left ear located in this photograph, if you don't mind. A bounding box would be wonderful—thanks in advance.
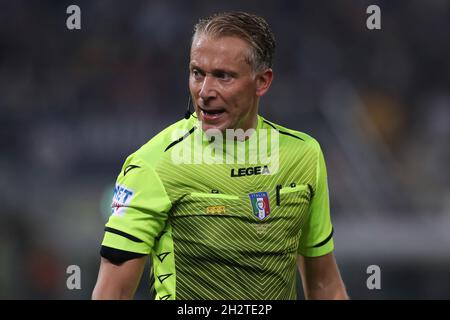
[255,69,273,97]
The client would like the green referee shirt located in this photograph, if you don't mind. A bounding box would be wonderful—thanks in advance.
[101,114,334,300]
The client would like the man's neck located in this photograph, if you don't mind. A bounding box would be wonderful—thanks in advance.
[231,113,259,141]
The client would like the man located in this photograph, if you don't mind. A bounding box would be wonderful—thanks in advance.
[92,11,348,300]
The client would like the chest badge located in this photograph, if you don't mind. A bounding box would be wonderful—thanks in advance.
[249,192,271,220]
[206,205,226,214]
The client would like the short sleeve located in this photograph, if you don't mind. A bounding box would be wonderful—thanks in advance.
[297,143,334,257]
[101,154,172,254]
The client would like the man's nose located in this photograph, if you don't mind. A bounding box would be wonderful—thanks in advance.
[199,76,217,101]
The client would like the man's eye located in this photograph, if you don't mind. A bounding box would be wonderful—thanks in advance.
[217,72,231,80]
[192,70,202,79]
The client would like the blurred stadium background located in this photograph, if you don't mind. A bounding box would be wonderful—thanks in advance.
[1,0,449,299]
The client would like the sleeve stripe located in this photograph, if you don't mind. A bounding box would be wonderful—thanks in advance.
[262,120,304,141]
[164,126,197,152]
[104,227,144,243]
[100,245,146,264]
[312,227,334,248]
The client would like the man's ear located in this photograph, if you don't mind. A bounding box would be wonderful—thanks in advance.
[255,68,273,97]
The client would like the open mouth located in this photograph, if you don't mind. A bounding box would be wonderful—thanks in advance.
[199,106,226,119]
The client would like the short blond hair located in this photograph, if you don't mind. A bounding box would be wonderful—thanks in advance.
[192,11,276,72]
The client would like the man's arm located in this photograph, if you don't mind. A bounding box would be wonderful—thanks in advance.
[297,252,349,300]
[92,256,147,300]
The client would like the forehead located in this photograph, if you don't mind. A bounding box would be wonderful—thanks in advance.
[190,35,251,70]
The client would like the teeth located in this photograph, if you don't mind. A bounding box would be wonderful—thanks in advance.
[203,109,222,115]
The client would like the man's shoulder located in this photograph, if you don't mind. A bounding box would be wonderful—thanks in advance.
[259,116,321,151]
[127,116,197,168]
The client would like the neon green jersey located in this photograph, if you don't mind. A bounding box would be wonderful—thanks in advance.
[101,115,334,300]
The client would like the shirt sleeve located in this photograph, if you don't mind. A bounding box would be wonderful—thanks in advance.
[297,142,334,257]
[101,154,172,255]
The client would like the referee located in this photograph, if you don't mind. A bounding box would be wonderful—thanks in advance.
[92,11,348,300]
